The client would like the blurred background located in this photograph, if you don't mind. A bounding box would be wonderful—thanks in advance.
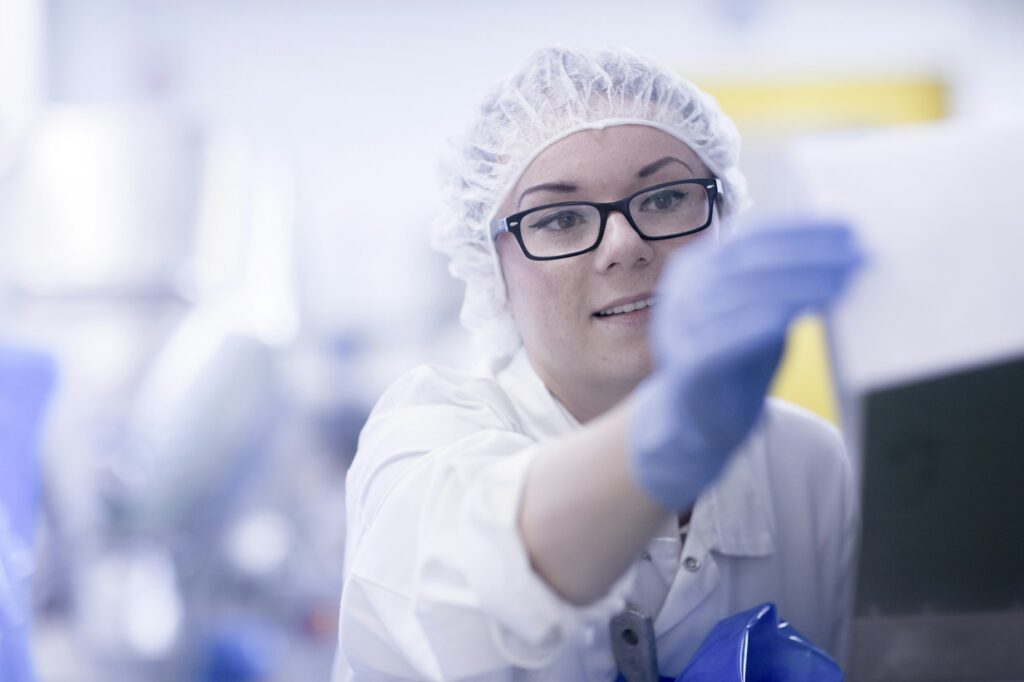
[0,1,1021,680]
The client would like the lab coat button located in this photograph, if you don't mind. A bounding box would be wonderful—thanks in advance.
[683,556,701,572]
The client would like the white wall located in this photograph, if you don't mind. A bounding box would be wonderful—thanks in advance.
[0,0,45,172]
[41,0,1024,378]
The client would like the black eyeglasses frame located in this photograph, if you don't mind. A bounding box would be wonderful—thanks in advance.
[490,178,723,261]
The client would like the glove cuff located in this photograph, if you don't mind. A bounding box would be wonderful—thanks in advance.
[627,375,726,511]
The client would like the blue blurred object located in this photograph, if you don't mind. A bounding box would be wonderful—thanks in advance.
[1,528,36,682]
[0,346,55,544]
[200,622,278,682]
[678,603,843,681]
[0,345,57,682]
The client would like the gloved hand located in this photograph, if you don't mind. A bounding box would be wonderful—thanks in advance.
[629,220,863,511]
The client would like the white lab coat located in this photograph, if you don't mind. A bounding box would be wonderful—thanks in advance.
[333,349,855,681]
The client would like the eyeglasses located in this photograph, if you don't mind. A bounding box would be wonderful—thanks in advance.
[491,178,722,261]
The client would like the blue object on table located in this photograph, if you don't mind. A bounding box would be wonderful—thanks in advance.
[0,345,57,682]
[677,603,843,681]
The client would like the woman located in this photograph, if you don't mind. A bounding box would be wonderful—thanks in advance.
[334,46,862,681]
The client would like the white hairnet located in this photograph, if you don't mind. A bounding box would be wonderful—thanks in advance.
[433,45,750,361]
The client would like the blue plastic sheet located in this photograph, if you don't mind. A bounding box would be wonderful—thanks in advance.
[616,602,842,681]
[0,345,56,682]
[678,603,842,682]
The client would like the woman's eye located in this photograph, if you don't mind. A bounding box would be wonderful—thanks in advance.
[641,190,685,212]
[531,210,585,230]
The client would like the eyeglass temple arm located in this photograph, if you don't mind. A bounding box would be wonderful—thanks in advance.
[490,217,509,241]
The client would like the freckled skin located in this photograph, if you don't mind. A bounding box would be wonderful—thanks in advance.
[495,125,720,422]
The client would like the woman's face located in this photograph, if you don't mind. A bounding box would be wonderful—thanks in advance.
[495,124,718,419]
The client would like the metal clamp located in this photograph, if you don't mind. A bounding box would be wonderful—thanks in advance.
[610,604,660,682]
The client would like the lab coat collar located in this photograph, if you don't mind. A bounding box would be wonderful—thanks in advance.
[496,349,776,557]
[495,349,581,438]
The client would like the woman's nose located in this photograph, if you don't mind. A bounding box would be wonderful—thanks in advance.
[593,210,654,271]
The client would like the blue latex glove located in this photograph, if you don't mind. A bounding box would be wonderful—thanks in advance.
[629,220,862,511]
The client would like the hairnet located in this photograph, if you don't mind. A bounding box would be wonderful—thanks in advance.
[433,45,750,361]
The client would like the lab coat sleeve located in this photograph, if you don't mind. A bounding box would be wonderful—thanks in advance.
[338,365,635,680]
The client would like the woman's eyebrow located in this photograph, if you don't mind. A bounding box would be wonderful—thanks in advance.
[516,158,694,208]
[517,182,578,209]
[638,156,695,178]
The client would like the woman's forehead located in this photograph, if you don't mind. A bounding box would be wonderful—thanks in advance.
[519,125,705,185]
[507,125,709,207]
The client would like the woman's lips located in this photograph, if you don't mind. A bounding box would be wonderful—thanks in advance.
[593,295,656,318]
